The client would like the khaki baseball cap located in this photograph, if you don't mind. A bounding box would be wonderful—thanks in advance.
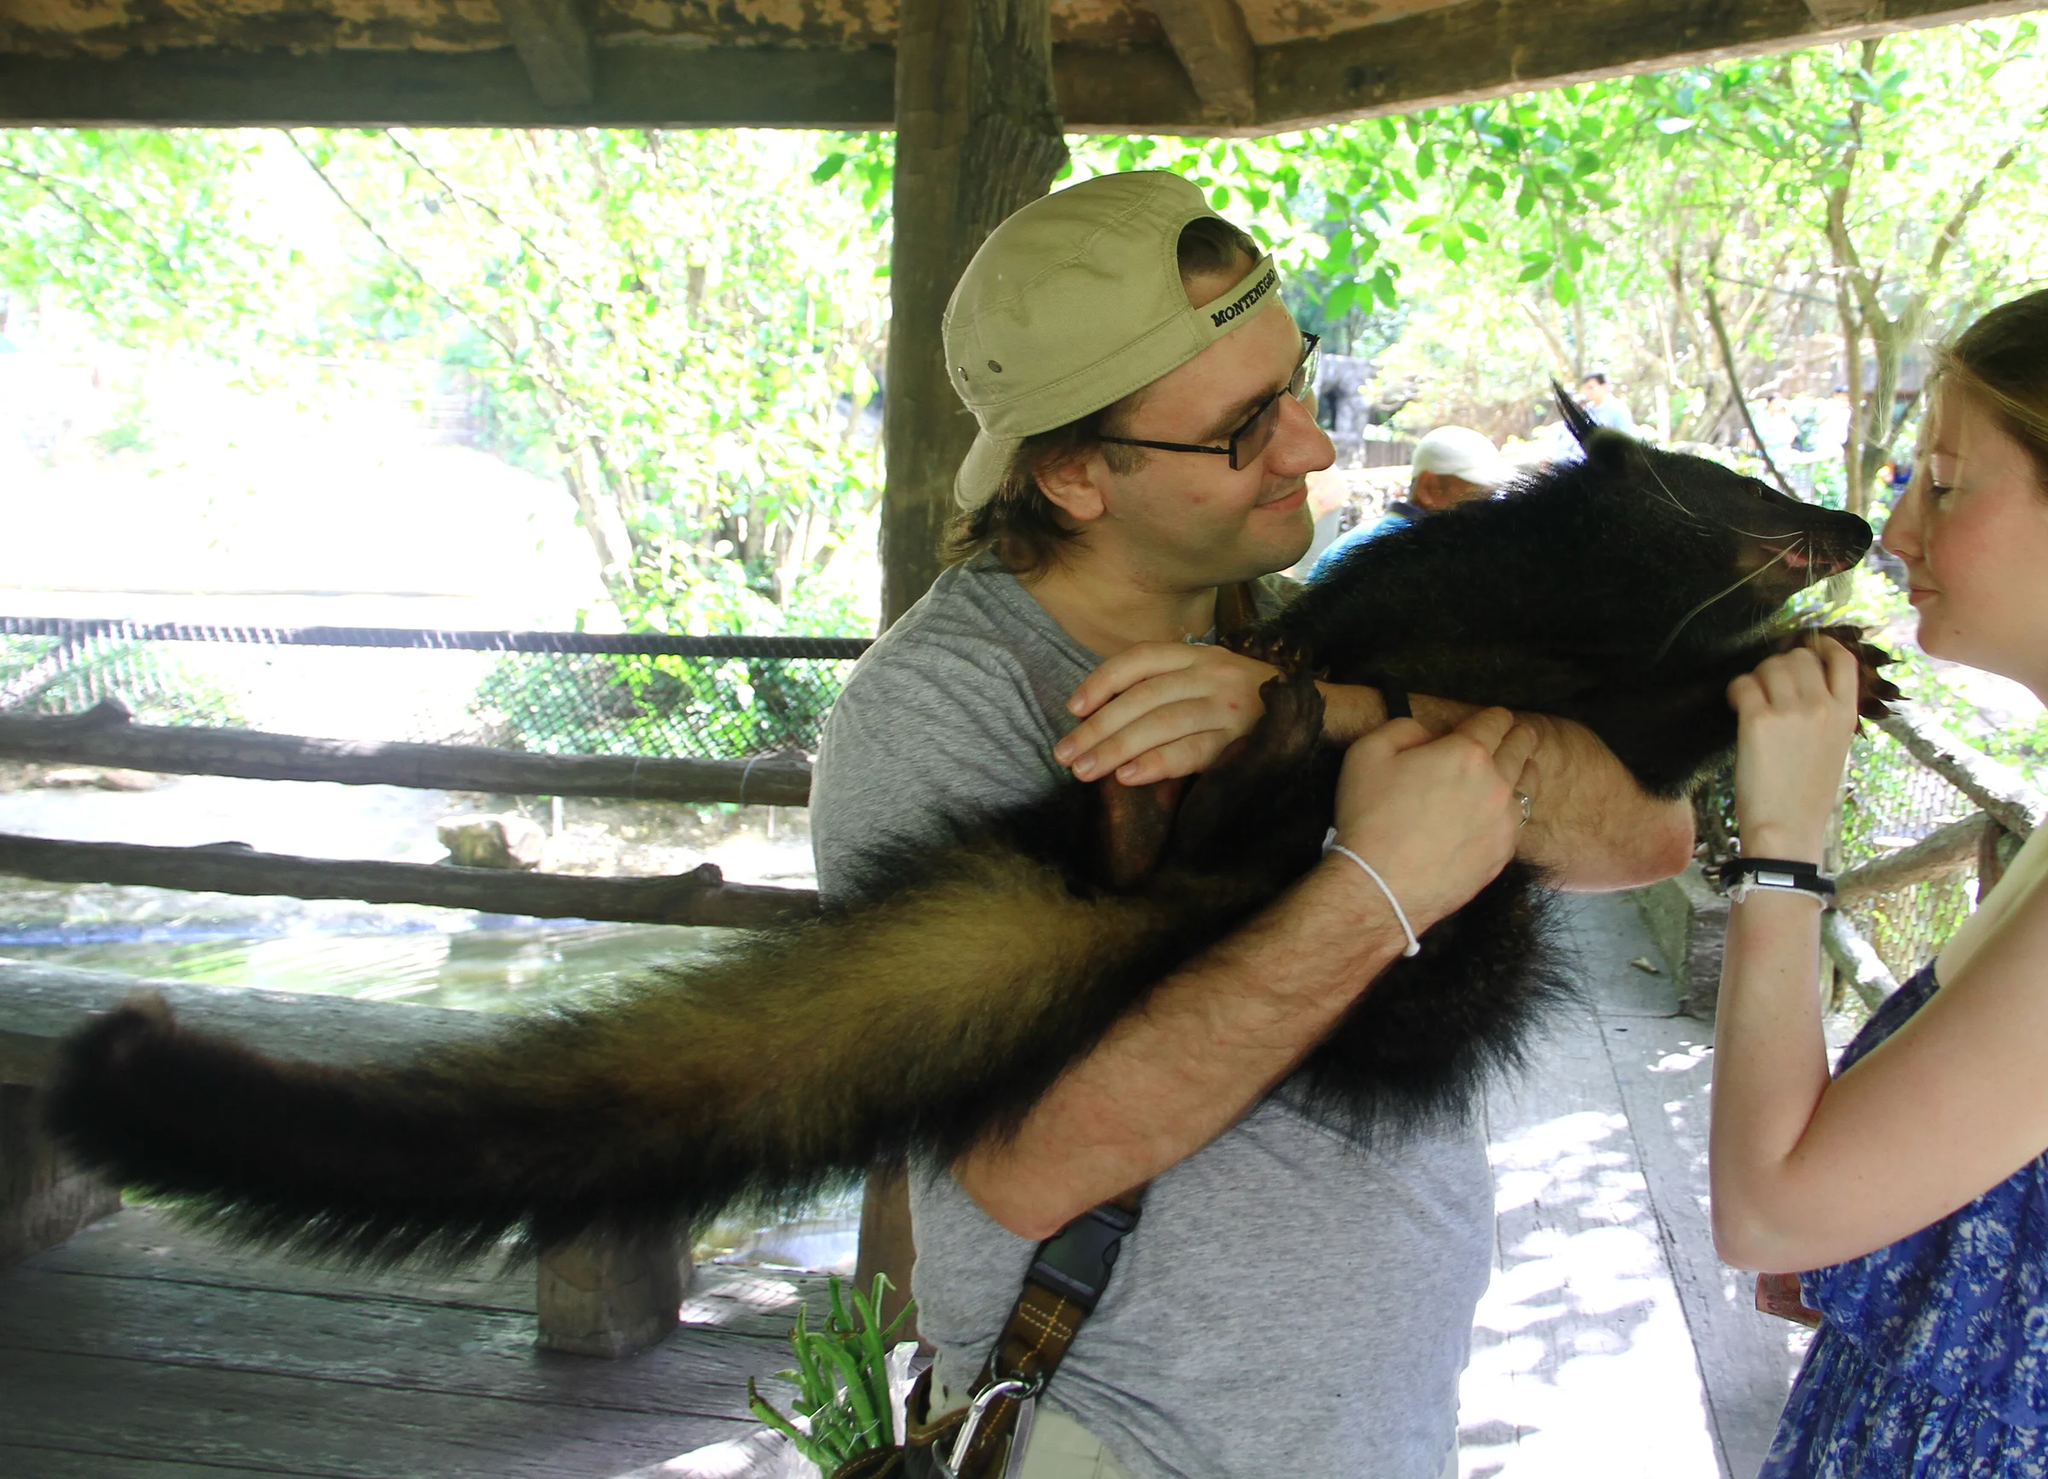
[945,171,1281,510]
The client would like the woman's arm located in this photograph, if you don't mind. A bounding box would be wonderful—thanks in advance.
[1710,640,2048,1272]
[1058,643,1693,892]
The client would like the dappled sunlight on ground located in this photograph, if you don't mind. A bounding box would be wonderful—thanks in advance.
[1462,1104,1717,1478]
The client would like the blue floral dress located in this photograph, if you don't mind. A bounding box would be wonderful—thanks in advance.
[1761,964,2048,1478]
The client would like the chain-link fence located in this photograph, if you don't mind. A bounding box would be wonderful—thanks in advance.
[1835,723,1982,983]
[0,618,869,761]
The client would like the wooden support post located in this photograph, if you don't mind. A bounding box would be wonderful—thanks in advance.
[855,1166,920,1342]
[1147,0,1257,126]
[0,1084,120,1269]
[879,0,1069,628]
[494,0,595,108]
[536,1229,691,1358]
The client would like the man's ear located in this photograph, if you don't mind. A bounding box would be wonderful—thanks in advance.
[1033,450,1110,525]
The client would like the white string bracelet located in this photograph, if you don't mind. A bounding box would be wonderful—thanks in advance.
[1325,839,1422,957]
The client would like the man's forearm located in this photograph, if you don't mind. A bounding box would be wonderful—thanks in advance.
[1319,684,1692,891]
[954,856,1409,1239]
[1512,713,1693,889]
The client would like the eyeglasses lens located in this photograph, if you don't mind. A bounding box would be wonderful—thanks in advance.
[1230,343,1320,470]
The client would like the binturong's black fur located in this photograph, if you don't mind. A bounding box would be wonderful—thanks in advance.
[43,396,1897,1269]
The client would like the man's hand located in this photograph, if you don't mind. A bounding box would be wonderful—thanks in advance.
[1056,641,1280,785]
[1331,708,1537,931]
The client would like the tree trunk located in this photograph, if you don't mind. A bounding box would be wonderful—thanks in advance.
[880,0,1068,629]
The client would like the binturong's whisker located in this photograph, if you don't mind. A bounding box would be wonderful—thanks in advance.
[1652,546,1793,663]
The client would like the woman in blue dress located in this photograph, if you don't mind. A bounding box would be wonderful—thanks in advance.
[1710,287,2048,1476]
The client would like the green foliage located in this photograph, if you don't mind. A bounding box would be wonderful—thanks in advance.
[748,1273,911,1475]
[1,127,889,635]
[467,652,848,759]
[0,130,277,351]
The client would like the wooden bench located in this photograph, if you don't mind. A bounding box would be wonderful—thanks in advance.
[0,957,690,1358]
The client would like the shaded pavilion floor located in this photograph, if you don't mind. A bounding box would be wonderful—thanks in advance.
[0,892,1809,1479]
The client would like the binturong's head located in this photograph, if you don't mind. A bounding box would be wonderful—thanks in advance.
[1544,383,1873,653]
[943,172,1334,592]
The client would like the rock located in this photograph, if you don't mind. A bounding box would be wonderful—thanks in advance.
[437,813,547,871]
[35,766,169,791]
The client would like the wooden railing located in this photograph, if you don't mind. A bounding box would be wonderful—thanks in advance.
[1820,707,2043,1010]
[0,699,819,924]
[0,697,821,1349]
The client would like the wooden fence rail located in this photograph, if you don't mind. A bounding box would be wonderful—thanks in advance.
[1878,707,2043,840]
[0,832,818,930]
[0,701,814,807]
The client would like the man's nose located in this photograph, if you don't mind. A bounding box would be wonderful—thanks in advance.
[1269,393,1335,476]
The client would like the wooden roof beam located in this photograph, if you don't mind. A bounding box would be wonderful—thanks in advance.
[495,0,594,108]
[1252,0,2048,133]
[1145,0,1257,126]
[2,0,2043,133]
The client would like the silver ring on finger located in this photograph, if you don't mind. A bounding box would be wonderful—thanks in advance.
[1514,790,1532,828]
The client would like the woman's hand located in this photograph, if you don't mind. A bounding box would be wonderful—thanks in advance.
[1727,637,1862,862]
[1328,707,1538,932]
[1056,642,1281,786]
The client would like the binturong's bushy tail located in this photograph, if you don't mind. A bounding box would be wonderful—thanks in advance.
[44,842,1250,1268]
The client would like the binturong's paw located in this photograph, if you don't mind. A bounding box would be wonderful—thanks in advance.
[1171,670,1328,861]
[1808,623,1904,721]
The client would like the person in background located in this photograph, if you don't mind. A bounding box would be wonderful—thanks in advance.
[1307,425,1514,581]
[1292,467,1358,575]
[1817,385,1854,455]
[1578,372,1637,434]
[1708,286,2048,1475]
[1753,394,1799,463]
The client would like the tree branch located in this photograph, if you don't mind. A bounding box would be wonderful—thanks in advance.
[1702,258,1796,495]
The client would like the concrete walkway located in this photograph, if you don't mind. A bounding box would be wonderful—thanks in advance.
[1459,890,1812,1479]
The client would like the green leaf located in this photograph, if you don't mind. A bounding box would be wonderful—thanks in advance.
[1552,268,1579,307]
[810,152,847,184]
[1517,253,1553,281]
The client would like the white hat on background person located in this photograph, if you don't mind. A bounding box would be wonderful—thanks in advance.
[1411,426,1515,489]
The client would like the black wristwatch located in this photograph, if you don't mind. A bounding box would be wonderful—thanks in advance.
[1719,856,1835,903]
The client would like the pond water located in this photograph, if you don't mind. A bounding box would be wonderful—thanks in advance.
[1,914,731,1014]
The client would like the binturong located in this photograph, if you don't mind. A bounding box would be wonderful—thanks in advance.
[41,392,1898,1272]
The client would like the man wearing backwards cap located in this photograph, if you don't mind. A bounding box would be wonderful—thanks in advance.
[811,172,1690,1479]
[1307,425,1517,581]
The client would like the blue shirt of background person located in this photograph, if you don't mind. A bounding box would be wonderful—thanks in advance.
[1545,372,1638,465]
[1308,424,1515,582]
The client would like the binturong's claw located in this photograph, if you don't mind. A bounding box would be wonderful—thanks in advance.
[1809,623,1904,722]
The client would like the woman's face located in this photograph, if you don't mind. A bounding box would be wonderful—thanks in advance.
[1881,388,2048,696]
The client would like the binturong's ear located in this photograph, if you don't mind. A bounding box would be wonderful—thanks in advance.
[1585,426,1646,478]
[1552,378,1598,448]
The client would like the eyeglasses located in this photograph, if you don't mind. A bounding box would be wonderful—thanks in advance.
[1100,333,1321,472]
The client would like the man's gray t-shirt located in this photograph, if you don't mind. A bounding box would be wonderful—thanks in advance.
[810,559,1493,1479]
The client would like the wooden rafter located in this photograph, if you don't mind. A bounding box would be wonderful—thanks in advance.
[4,0,2044,133]
[494,0,594,108]
[1146,0,1257,126]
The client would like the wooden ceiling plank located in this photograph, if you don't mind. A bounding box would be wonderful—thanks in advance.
[1253,0,2048,133]
[1145,0,1257,125]
[0,48,899,129]
[495,0,595,108]
[2,0,2043,133]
